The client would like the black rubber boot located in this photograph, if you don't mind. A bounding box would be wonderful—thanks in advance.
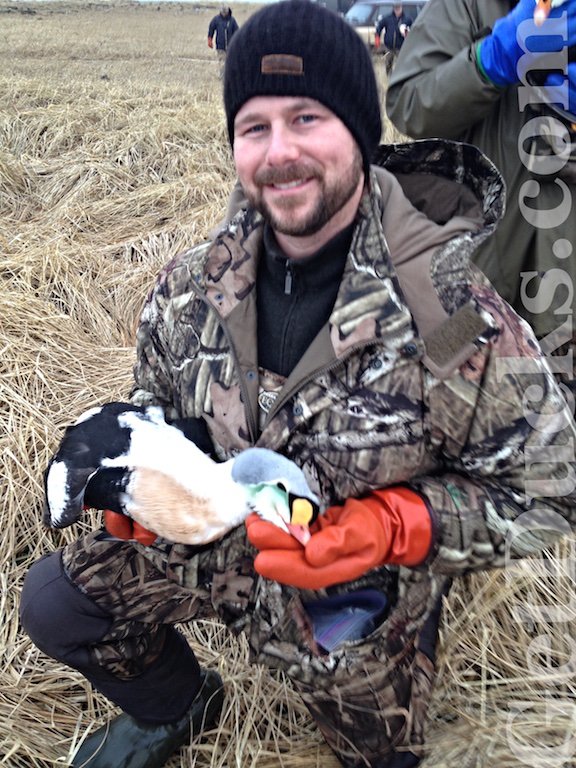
[71,669,224,768]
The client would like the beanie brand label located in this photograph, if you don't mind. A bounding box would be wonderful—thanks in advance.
[261,54,304,76]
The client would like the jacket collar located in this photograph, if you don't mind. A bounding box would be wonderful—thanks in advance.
[202,138,503,384]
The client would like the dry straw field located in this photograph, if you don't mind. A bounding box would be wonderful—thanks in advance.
[1,1,575,766]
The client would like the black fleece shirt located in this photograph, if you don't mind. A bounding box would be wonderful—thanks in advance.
[257,222,355,378]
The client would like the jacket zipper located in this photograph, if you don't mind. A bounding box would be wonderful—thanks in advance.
[191,281,416,439]
[284,260,293,295]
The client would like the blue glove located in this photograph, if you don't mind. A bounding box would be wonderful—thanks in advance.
[542,60,576,116]
[478,0,576,87]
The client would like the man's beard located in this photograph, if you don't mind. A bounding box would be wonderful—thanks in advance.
[247,149,363,237]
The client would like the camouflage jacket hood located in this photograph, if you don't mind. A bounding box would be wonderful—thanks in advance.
[131,138,575,678]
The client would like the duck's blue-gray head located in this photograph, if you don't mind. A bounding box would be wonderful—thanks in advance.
[231,447,320,543]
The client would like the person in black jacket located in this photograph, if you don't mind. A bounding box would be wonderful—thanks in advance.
[207,5,239,78]
[376,3,412,73]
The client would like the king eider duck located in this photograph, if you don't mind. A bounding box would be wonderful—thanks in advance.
[44,402,320,545]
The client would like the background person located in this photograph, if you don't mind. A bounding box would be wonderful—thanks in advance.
[376,3,413,74]
[207,4,238,78]
[387,0,576,393]
[20,2,576,768]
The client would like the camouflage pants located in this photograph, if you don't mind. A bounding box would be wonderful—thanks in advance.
[51,526,442,767]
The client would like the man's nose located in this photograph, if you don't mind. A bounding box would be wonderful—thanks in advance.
[265,124,300,165]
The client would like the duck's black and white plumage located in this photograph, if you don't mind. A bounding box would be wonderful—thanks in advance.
[44,403,320,545]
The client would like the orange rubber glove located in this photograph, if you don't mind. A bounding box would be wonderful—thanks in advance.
[103,509,158,546]
[374,33,381,49]
[207,36,214,48]
[246,487,432,590]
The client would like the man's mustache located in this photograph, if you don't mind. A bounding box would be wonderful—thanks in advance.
[254,163,322,186]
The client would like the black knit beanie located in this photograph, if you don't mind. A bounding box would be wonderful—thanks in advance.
[223,0,382,172]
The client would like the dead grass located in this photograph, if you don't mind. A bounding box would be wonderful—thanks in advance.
[1,1,575,766]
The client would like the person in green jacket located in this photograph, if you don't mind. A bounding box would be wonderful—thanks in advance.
[387,0,576,394]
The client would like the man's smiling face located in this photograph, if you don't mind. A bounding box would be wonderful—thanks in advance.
[233,96,364,253]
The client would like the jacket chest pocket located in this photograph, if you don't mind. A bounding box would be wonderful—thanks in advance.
[281,353,432,501]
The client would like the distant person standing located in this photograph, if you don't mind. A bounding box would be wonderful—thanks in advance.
[376,3,412,74]
[207,5,239,78]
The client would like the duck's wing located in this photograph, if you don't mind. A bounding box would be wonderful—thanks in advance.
[44,403,211,530]
[44,402,142,527]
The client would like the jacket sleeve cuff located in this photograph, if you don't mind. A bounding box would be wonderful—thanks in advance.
[475,40,505,88]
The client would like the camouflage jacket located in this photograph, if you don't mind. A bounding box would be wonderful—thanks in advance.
[130,139,576,675]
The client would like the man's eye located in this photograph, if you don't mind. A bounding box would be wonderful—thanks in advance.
[297,114,317,125]
[244,123,267,135]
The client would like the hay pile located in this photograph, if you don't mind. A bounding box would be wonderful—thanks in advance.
[1,2,575,766]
